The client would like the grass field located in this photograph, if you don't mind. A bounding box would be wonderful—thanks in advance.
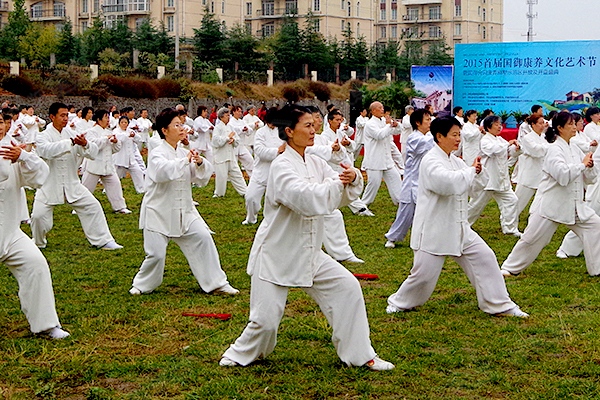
[1,171,600,399]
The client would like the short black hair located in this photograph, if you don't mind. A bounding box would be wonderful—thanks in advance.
[93,109,109,122]
[49,102,68,116]
[410,108,431,130]
[431,117,462,143]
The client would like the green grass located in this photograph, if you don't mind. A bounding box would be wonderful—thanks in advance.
[2,173,600,399]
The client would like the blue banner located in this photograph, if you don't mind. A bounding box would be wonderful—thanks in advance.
[454,40,600,113]
[410,65,453,117]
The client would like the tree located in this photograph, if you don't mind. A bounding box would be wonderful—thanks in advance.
[337,25,368,79]
[397,41,423,80]
[425,39,453,66]
[301,13,334,78]
[106,22,133,56]
[17,25,59,66]
[193,8,227,65]
[0,0,32,59]
[133,18,173,55]
[79,18,110,63]
[370,40,402,80]
[271,16,303,80]
[56,19,80,64]
[223,24,263,72]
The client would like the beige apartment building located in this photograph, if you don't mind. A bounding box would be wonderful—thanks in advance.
[375,0,503,53]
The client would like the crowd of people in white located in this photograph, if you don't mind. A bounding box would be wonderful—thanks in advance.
[2,97,599,370]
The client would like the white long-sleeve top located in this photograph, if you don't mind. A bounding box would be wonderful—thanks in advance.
[400,131,434,203]
[529,136,598,225]
[516,131,549,189]
[113,127,141,168]
[362,116,401,170]
[228,117,252,147]
[212,121,239,164]
[251,125,284,185]
[410,144,478,257]
[247,147,363,287]
[242,113,264,148]
[305,134,345,168]
[139,140,214,237]
[400,114,412,161]
[191,116,214,152]
[354,115,368,145]
[137,117,153,143]
[583,122,600,143]
[85,125,121,176]
[461,121,482,166]
[18,114,45,144]
[0,138,49,253]
[320,126,356,169]
[479,133,520,191]
[571,130,597,154]
[74,118,94,134]
[35,124,98,205]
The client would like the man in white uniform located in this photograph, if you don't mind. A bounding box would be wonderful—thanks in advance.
[242,105,264,155]
[212,108,247,197]
[191,105,214,163]
[228,105,254,177]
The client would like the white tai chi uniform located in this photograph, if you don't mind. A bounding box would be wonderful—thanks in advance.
[387,145,518,314]
[113,127,146,193]
[31,124,116,248]
[583,121,600,143]
[385,131,434,243]
[501,136,600,276]
[467,132,521,235]
[399,114,412,162]
[514,130,549,216]
[461,121,482,167]
[191,115,214,163]
[244,125,283,224]
[212,122,247,197]
[136,116,153,147]
[361,116,403,206]
[0,142,63,333]
[353,114,368,160]
[127,119,147,173]
[81,125,127,212]
[131,140,232,293]
[222,147,378,367]
[242,113,264,155]
[228,117,254,177]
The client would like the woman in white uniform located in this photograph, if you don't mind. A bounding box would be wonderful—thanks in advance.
[220,105,394,371]
[129,108,238,296]
[113,116,146,194]
[501,112,600,277]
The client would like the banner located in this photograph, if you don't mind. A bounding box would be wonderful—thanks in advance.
[454,41,600,113]
[410,65,453,117]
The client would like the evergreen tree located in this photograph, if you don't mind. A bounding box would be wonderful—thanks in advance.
[17,24,59,66]
[425,39,453,66]
[193,7,226,65]
[107,22,133,55]
[224,24,263,72]
[0,0,32,59]
[79,18,110,63]
[301,13,333,77]
[271,16,302,80]
[56,19,79,64]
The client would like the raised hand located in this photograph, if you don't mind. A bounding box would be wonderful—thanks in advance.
[339,163,357,185]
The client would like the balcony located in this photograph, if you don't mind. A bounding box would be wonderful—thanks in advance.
[30,8,66,21]
[102,1,150,15]
[401,13,442,22]
[255,7,298,18]
[163,6,175,13]
[402,0,441,5]
[0,2,9,11]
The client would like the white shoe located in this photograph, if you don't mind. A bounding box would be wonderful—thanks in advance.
[71,210,77,215]
[496,307,529,318]
[365,356,395,371]
[504,231,522,238]
[192,200,199,206]
[384,240,395,248]
[116,208,132,214]
[241,219,256,225]
[45,327,70,339]
[357,208,375,217]
[129,287,142,295]
[386,304,404,314]
[500,269,515,277]
[344,256,364,264]
[556,249,568,259]
[215,284,239,295]
[212,194,222,198]
[219,357,239,367]
[21,219,31,225]
[101,240,123,250]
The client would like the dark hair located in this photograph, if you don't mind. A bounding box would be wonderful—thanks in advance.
[531,104,543,114]
[327,109,343,121]
[526,114,544,126]
[93,109,109,122]
[326,104,335,112]
[178,109,187,117]
[410,108,431,130]
[306,105,323,117]
[273,104,312,141]
[585,107,600,123]
[572,113,583,125]
[453,106,463,115]
[546,112,574,143]
[49,102,68,116]
[118,116,130,125]
[112,110,120,117]
[483,115,501,132]
[547,110,558,121]
[431,117,462,143]
[82,106,94,118]
[264,107,278,124]
[481,109,494,120]
[19,105,29,112]
[232,105,243,113]
[154,108,179,139]
[120,106,134,115]
[197,105,207,115]
[465,109,477,118]
[66,104,75,111]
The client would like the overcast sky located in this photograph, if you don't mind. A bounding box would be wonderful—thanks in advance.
[503,0,600,42]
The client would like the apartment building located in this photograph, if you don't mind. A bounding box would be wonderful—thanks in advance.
[375,0,503,53]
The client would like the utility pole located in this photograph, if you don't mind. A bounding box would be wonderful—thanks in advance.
[174,0,180,70]
[525,0,537,42]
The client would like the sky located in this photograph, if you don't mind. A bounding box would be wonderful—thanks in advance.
[503,0,600,42]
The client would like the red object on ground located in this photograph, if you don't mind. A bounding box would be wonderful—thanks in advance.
[353,273,379,281]
[182,312,232,321]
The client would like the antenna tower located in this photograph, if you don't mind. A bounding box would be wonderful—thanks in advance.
[525,0,538,42]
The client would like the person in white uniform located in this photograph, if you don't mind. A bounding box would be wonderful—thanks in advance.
[220,105,394,371]
[460,110,481,166]
[384,108,433,248]
[31,102,122,250]
[228,105,254,177]
[501,112,600,277]
[191,105,214,163]
[212,107,247,198]
[80,109,131,214]
[129,108,238,296]
[73,106,95,134]
[386,117,528,318]
[0,116,70,339]
[514,114,549,216]
[136,109,153,149]
[400,105,414,163]
[353,108,368,160]
[242,107,284,225]
[467,115,522,236]
[583,107,600,143]
[113,116,146,194]
[242,105,264,155]
[361,101,403,207]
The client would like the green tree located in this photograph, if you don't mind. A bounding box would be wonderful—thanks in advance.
[79,18,110,63]
[425,39,453,66]
[133,18,173,55]
[369,40,402,80]
[301,13,333,77]
[271,16,303,80]
[337,25,368,79]
[106,22,133,56]
[397,41,423,80]
[17,25,59,66]
[193,7,226,65]
[0,0,32,59]
[56,19,80,64]
[223,24,263,72]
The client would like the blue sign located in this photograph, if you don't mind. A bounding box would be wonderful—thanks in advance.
[410,65,453,117]
[454,41,600,113]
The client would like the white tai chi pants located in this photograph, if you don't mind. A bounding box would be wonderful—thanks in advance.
[388,232,517,315]
[236,145,254,178]
[1,231,61,333]
[514,184,536,217]
[468,188,520,234]
[361,168,403,206]
[214,161,247,197]
[222,252,377,366]
[323,209,356,262]
[132,220,229,293]
[501,212,600,276]
[116,164,145,194]
[347,198,371,214]
[81,171,127,212]
[19,188,30,222]
[385,201,416,243]
[244,179,266,224]
[31,191,115,248]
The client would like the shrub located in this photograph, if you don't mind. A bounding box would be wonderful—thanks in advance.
[154,78,181,98]
[308,80,331,102]
[1,74,42,97]
[97,75,158,99]
[282,81,307,103]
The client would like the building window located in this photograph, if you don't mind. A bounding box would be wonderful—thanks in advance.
[285,0,297,14]
[82,0,88,13]
[31,2,43,18]
[167,0,174,6]
[347,1,351,17]
[391,8,397,20]
[104,0,125,13]
[245,22,251,32]
[262,22,275,37]
[210,1,214,12]
[380,8,386,20]
[356,22,359,34]
[53,1,66,16]
[407,7,418,20]
[202,0,206,4]
[391,26,397,38]
[428,25,441,38]
[478,6,480,15]
[477,24,480,33]
[429,5,440,20]
[105,14,125,28]
[380,26,386,38]
[455,5,461,16]
[341,0,344,9]
[246,2,252,15]
[262,0,274,16]
[454,23,461,36]
[82,20,88,31]
[135,18,145,29]
[482,8,486,21]
[129,0,148,11]
[221,0,225,13]
[482,26,486,39]
[356,1,359,17]
[93,0,99,12]
[491,8,493,20]
[314,19,320,32]
[313,0,320,11]
[167,15,174,31]
[341,19,344,30]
